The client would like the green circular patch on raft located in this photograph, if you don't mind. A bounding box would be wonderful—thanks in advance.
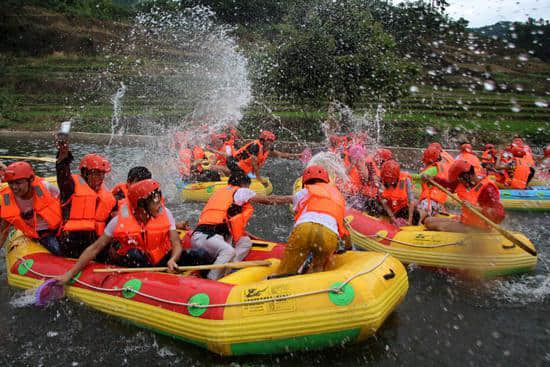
[206,186,215,193]
[188,293,210,317]
[329,282,355,306]
[122,279,142,299]
[68,271,82,285]
[17,259,34,275]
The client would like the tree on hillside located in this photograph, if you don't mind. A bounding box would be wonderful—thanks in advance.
[253,0,419,107]
[512,18,549,62]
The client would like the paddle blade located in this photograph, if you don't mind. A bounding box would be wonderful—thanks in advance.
[35,279,65,306]
[300,148,312,166]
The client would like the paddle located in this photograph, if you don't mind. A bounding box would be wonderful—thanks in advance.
[93,260,272,273]
[427,178,537,256]
[0,155,56,163]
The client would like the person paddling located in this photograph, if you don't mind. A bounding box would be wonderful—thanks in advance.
[191,172,292,280]
[0,162,62,254]
[423,160,505,233]
[56,135,117,258]
[274,165,351,276]
[226,131,301,187]
[54,179,190,284]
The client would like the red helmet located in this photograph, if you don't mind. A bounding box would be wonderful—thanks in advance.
[375,148,393,164]
[460,143,473,153]
[448,160,473,183]
[510,146,526,158]
[422,146,441,165]
[428,142,443,151]
[512,137,524,146]
[260,130,276,141]
[4,162,34,182]
[303,165,329,184]
[380,160,400,185]
[79,154,111,172]
[484,143,495,150]
[211,133,227,142]
[128,179,161,209]
[545,144,550,158]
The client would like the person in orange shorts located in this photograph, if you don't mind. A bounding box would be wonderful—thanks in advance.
[275,165,351,276]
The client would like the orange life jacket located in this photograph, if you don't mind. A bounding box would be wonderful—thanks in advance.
[178,147,205,176]
[197,185,254,242]
[112,182,128,199]
[113,202,172,265]
[62,174,116,236]
[294,182,348,237]
[507,156,531,189]
[456,177,498,229]
[419,161,448,205]
[0,177,62,238]
[456,152,483,176]
[381,172,412,213]
[234,140,269,174]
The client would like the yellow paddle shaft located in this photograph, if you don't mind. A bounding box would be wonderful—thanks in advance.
[93,260,272,273]
[427,178,536,256]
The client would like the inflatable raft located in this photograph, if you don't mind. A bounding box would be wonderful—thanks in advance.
[4,230,408,356]
[346,208,537,278]
[179,177,273,201]
[410,174,550,211]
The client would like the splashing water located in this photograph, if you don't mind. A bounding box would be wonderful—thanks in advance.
[97,5,253,193]
[9,289,38,308]
[307,151,349,188]
[109,81,127,141]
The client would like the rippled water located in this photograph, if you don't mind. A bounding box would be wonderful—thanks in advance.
[1,137,548,366]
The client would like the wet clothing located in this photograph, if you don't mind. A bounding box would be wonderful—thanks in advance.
[419,162,448,207]
[56,151,116,258]
[276,222,338,275]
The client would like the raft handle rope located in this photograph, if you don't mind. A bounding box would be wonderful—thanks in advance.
[365,234,465,248]
[16,254,391,309]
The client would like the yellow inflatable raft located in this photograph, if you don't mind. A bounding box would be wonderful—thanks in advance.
[4,230,408,356]
[346,208,537,278]
[179,176,273,201]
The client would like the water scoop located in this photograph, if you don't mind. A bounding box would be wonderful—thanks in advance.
[35,279,65,306]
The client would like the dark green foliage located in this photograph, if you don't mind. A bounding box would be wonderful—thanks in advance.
[253,0,419,107]
[4,0,134,20]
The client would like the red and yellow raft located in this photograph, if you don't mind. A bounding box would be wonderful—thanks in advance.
[4,230,408,356]
[346,208,538,278]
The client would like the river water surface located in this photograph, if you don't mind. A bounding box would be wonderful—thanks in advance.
[1,137,549,366]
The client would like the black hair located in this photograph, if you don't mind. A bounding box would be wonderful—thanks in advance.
[127,166,152,183]
[228,172,251,187]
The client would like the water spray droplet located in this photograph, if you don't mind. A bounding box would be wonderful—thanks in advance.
[534,100,548,108]
[483,81,496,91]
[409,85,419,93]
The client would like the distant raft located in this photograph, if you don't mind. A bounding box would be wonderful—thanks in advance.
[5,230,408,356]
[346,208,538,278]
[179,177,273,201]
